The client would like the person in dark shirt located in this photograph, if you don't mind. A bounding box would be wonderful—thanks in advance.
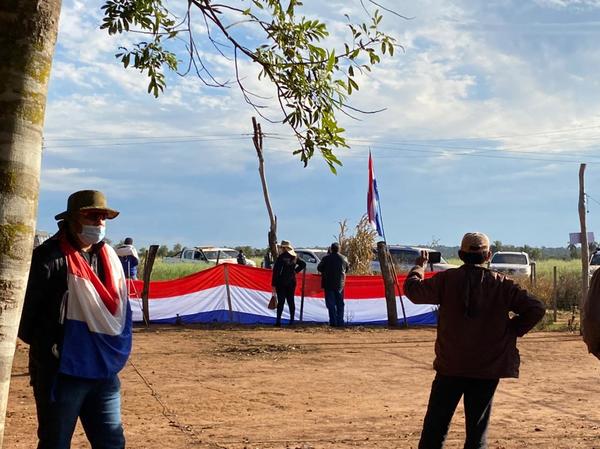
[403,232,545,449]
[317,242,349,327]
[271,240,306,326]
[237,249,247,266]
[262,250,274,269]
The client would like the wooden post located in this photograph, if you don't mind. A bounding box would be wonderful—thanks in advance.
[579,164,589,319]
[377,241,398,327]
[389,259,408,328]
[141,244,159,327]
[553,266,558,322]
[252,117,278,261]
[223,264,233,322]
[299,268,306,322]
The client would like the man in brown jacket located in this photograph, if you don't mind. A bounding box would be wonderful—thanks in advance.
[404,232,545,449]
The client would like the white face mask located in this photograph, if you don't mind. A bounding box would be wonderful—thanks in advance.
[78,224,106,245]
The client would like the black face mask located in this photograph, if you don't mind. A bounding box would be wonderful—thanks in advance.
[459,251,487,265]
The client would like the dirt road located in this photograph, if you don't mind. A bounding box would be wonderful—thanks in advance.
[6,326,600,448]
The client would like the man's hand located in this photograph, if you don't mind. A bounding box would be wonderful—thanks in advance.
[415,250,429,268]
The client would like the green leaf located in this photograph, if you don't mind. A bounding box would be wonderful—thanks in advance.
[326,51,335,72]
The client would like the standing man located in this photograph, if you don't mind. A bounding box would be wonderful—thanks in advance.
[403,232,545,449]
[237,249,248,266]
[115,237,139,279]
[318,242,350,327]
[19,190,132,449]
[271,240,306,326]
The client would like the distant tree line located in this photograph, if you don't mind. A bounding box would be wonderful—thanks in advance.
[134,240,599,262]
[136,244,272,259]
[430,241,599,261]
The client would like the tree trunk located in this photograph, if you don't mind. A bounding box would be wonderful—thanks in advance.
[0,1,62,446]
[252,117,278,260]
[376,241,398,327]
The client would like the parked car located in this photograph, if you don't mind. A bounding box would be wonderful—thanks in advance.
[489,251,531,277]
[164,246,256,267]
[371,245,456,274]
[590,251,600,277]
[295,248,329,274]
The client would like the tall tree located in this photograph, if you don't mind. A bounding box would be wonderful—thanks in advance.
[0,1,62,446]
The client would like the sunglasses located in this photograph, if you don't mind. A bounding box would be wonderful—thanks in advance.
[78,211,109,221]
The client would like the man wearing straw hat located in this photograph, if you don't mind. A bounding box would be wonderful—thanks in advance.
[271,240,306,326]
[403,232,545,449]
[19,190,131,449]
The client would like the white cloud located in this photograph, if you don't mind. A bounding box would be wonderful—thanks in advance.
[41,167,133,194]
[37,0,600,247]
[534,0,600,8]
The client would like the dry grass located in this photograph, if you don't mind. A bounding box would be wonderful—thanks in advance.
[337,215,377,275]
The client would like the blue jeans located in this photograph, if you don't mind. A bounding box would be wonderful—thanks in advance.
[324,289,345,326]
[418,373,499,449]
[32,370,125,449]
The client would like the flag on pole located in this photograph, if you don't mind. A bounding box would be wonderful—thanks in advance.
[367,151,384,238]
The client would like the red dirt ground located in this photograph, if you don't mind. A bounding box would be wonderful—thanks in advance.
[6,326,600,448]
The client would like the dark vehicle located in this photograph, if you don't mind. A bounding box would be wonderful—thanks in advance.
[371,246,455,274]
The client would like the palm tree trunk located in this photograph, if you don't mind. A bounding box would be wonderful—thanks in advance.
[0,1,62,446]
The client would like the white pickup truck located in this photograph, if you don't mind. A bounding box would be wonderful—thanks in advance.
[489,251,531,277]
[163,246,256,267]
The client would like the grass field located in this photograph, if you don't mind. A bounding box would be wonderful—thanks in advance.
[143,257,264,281]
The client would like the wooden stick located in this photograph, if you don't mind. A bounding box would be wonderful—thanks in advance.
[141,244,159,327]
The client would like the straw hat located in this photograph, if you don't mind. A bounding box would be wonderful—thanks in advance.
[460,232,490,253]
[280,240,296,257]
[55,190,119,220]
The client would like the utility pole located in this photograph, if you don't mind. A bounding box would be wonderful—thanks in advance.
[579,163,589,321]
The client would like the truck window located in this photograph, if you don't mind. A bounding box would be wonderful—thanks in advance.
[183,249,195,260]
[491,254,528,265]
[390,249,419,265]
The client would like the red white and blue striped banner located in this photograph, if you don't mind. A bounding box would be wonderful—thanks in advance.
[127,264,438,326]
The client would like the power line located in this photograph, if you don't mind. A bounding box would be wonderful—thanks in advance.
[45,136,250,149]
[267,133,600,158]
[586,194,600,207]
[41,130,600,164]
[43,133,254,141]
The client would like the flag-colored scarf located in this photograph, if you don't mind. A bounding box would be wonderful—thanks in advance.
[58,234,132,379]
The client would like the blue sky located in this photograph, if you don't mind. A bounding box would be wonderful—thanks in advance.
[37,0,600,250]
